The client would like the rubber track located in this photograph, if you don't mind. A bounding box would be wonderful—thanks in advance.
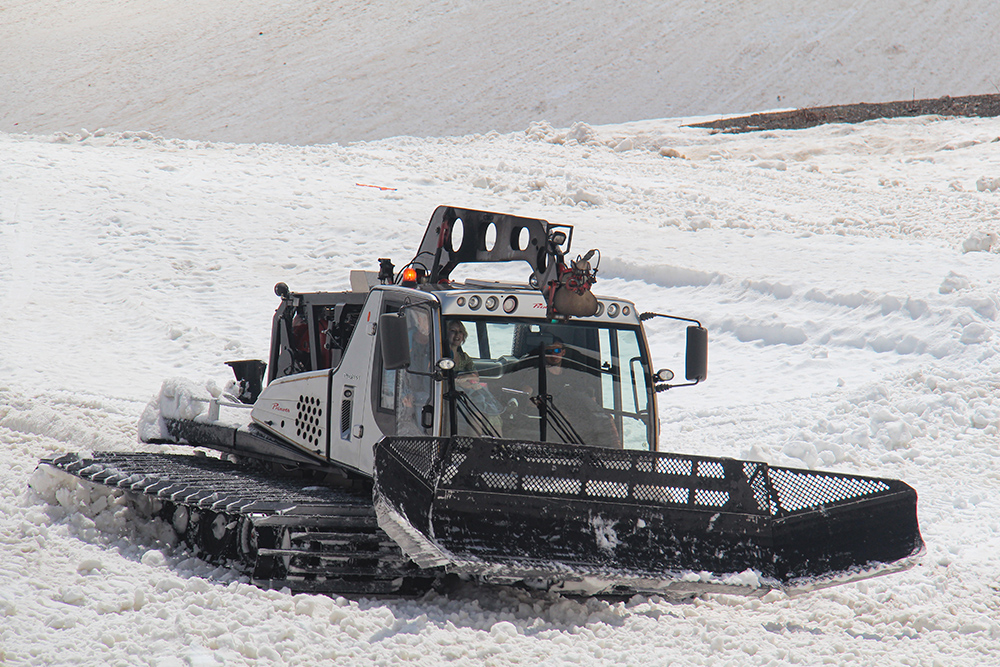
[41,452,436,595]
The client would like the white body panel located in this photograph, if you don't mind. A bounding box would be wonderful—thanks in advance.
[251,287,439,477]
[251,370,331,460]
[336,289,385,475]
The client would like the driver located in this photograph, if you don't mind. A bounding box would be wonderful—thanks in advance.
[531,337,621,448]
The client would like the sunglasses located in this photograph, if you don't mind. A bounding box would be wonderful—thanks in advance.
[546,346,564,354]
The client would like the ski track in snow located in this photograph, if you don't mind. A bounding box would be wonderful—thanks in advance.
[2,114,1000,665]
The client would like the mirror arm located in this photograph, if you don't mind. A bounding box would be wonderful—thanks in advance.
[655,379,701,392]
[640,311,702,327]
[641,311,708,386]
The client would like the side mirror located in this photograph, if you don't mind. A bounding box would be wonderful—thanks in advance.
[379,313,411,370]
[685,325,708,382]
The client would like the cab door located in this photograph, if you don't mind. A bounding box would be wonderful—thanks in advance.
[357,293,439,474]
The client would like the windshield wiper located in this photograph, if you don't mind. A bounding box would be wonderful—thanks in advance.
[530,393,585,445]
[529,344,584,445]
[450,389,502,438]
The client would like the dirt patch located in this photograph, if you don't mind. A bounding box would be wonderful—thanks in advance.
[687,93,1000,133]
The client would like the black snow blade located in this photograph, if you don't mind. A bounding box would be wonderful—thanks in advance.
[373,437,924,595]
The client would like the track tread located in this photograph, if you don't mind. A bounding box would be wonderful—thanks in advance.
[42,452,438,595]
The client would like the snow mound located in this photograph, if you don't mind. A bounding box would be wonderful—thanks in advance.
[137,378,223,442]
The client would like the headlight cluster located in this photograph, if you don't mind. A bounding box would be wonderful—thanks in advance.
[453,294,631,318]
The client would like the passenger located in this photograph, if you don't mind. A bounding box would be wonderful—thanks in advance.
[445,320,503,433]
[446,321,476,374]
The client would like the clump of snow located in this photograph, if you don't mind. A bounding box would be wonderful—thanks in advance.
[658,147,685,158]
[590,516,619,553]
[137,379,221,442]
[28,465,176,550]
[563,122,599,146]
[568,188,604,206]
[526,121,601,147]
[724,319,808,346]
[722,569,763,588]
[976,176,1000,192]
[141,549,169,568]
[752,159,787,171]
[961,230,997,252]
[490,620,518,643]
[959,322,992,345]
[939,271,971,294]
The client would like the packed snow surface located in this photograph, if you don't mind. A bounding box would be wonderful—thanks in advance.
[2,0,1000,144]
[4,1,1000,664]
[3,113,1000,665]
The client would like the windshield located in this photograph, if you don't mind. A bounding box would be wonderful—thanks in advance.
[441,317,655,450]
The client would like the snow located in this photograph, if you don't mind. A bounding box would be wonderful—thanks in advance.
[3,0,1000,144]
[3,2,1000,665]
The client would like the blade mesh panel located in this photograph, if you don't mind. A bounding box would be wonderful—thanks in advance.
[769,468,891,513]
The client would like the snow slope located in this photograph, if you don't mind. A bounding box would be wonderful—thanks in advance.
[3,0,1000,144]
[3,114,1000,665]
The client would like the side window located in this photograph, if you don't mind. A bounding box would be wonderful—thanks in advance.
[396,305,435,436]
[404,306,433,374]
[372,302,400,435]
[380,368,397,412]
[484,322,517,357]
[619,333,646,415]
[617,329,652,450]
[598,327,652,450]
[372,301,438,438]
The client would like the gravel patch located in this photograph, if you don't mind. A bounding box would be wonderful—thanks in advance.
[688,93,1000,133]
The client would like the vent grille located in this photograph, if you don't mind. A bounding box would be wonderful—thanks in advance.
[295,394,324,448]
[340,399,352,440]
